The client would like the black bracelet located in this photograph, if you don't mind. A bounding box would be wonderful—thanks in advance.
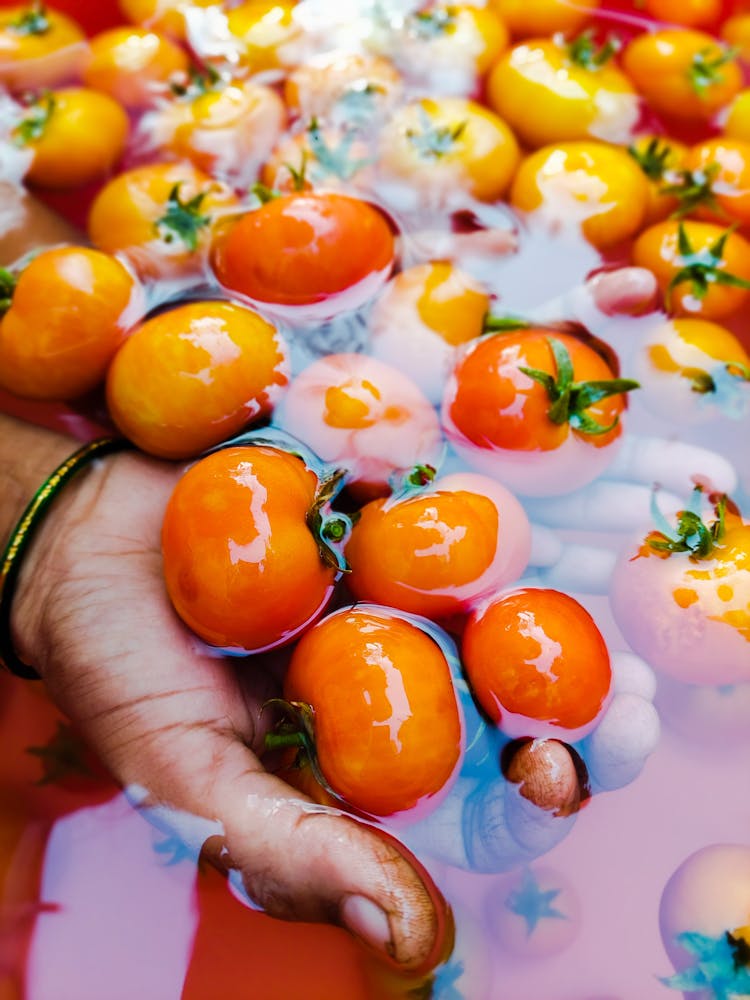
[0,436,134,679]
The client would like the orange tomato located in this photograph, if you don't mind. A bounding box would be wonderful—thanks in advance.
[632,219,750,319]
[106,299,289,458]
[510,141,649,249]
[622,29,743,121]
[161,445,340,653]
[378,96,520,203]
[145,75,286,183]
[442,328,637,495]
[118,0,220,41]
[223,0,302,73]
[392,3,509,79]
[0,246,141,401]
[722,88,750,142]
[720,12,750,60]
[345,471,531,619]
[82,25,189,108]
[0,2,86,90]
[260,120,374,193]
[644,0,722,28]
[489,0,600,38]
[88,161,239,282]
[12,87,129,190]
[462,588,612,736]
[211,192,394,311]
[487,34,638,149]
[276,352,443,500]
[679,137,750,225]
[284,50,403,122]
[281,606,463,817]
[628,134,688,225]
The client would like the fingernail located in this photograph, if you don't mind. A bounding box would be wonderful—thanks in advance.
[340,894,394,957]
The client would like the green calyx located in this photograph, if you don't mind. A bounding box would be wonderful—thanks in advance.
[306,468,352,573]
[12,91,55,146]
[250,181,281,204]
[169,64,222,100]
[519,336,639,436]
[406,106,467,159]
[0,267,16,317]
[628,137,675,181]
[689,45,738,97]
[281,149,309,192]
[307,118,370,181]
[410,6,457,38]
[483,314,530,334]
[661,163,722,219]
[567,29,621,70]
[647,486,726,558]
[263,699,338,800]
[666,222,750,308]
[9,1,50,35]
[154,183,211,251]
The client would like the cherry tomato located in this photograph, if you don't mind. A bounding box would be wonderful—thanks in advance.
[622,29,742,122]
[678,137,750,226]
[644,0,722,28]
[281,606,463,818]
[632,219,750,319]
[462,588,612,737]
[82,25,189,108]
[722,88,750,143]
[0,1,85,90]
[610,493,750,685]
[442,328,637,496]
[260,120,375,194]
[367,261,491,404]
[11,86,129,189]
[378,97,520,204]
[489,0,600,38]
[628,134,688,225]
[0,246,141,401]
[88,161,239,282]
[284,51,403,123]
[211,191,394,314]
[345,471,531,620]
[118,0,220,41]
[106,299,289,458]
[276,352,443,500]
[721,12,750,61]
[510,141,649,249]
[143,74,286,185]
[635,317,750,423]
[487,33,638,149]
[161,445,341,653]
[223,0,302,73]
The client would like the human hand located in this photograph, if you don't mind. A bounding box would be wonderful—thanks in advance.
[9,444,448,974]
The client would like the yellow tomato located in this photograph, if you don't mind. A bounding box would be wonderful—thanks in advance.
[13,87,129,189]
[632,219,750,319]
[622,29,743,121]
[487,34,638,149]
[721,13,750,62]
[0,2,85,90]
[722,88,750,142]
[510,141,649,249]
[680,137,750,226]
[628,134,688,225]
[400,4,509,76]
[224,0,302,72]
[645,0,722,29]
[378,96,520,203]
[118,0,221,41]
[284,51,402,122]
[490,0,600,38]
[83,26,189,108]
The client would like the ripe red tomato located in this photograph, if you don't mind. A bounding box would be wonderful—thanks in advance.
[106,299,289,458]
[211,191,395,314]
[345,471,531,620]
[161,445,342,653]
[0,245,142,401]
[280,606,463,818]
[462,588,612,737]
[442,328,638,496]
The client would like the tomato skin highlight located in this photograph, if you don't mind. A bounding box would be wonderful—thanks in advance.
[106,300,290,459]
[161,446,338,654]
[462,588,612,737]
[211,192,395,310]
[282,606,463,818]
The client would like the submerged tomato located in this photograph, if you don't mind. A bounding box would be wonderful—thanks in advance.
[281,606,463,818]
[161,446,341,653]
[0,2,86,90]
[106,300,289,458]
[0,246,141,401]
[211,192,395,312]
[82,25,188,108]
[462,588,612,737]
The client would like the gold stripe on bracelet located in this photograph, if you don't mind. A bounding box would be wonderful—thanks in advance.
[0,436,134,679]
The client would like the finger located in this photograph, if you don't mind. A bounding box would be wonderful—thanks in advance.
[528,267,658,325]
